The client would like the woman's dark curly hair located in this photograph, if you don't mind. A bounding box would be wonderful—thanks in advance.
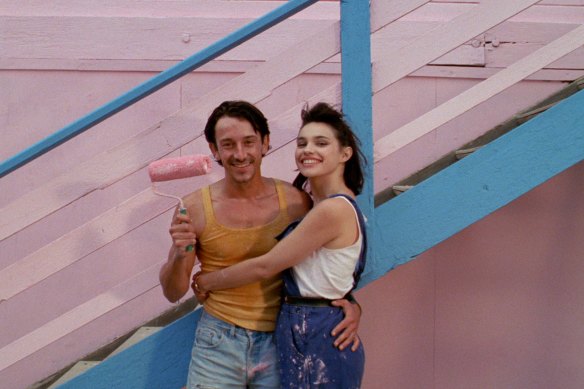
[292,102,366,195]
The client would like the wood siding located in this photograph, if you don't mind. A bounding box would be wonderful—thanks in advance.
[1,1,583,387]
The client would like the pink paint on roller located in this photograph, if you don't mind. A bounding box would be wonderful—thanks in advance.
[148,154,211,253]
[148,154,212,182]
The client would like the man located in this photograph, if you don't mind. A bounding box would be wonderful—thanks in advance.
[159,101,361,388]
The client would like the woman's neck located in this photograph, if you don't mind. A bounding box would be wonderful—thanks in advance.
[309,177,353,204]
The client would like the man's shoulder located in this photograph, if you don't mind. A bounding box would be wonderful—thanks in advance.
[183,186,206,206]
[278,180,310,201]
[276,179,312,218]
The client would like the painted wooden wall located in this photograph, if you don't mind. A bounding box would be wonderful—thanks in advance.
[1,1,583,387]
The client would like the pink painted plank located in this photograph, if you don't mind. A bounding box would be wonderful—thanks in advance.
[0,21,341,241]
[372,20,485,66]
[0,75,340,310]
[412,66,584,81]
[0,191,177,301]
[0,285,171,389]
[0,71,181,207]
[432,0,583,4]
[373,0,542,93]
[0,16,336,62]
[371,0,430,32]
[404,2,584,23]
[372,79,566,190]
[0,0,339,19]
[0,262,161,371]
[0,89,343,370]
[0,213,171,347]
[375,24,584,161]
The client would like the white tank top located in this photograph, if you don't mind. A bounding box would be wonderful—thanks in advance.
[291,196,363,299]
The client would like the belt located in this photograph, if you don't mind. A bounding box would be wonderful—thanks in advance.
[283,295,334,307]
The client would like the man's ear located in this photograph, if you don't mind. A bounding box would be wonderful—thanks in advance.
[261,135,270,156]
[209,143,220,162]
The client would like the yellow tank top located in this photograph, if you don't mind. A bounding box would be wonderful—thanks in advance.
[198,179,292,331]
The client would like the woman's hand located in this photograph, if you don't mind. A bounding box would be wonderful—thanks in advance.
[191,271,209,303]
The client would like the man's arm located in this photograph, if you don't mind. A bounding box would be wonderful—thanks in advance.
[159,209,197,303]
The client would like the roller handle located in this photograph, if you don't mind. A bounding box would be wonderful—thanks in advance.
[179,207,194,252]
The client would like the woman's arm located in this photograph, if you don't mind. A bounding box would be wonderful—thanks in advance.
[197,197,354,292]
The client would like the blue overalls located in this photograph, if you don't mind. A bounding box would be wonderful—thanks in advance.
[274,195,367,389]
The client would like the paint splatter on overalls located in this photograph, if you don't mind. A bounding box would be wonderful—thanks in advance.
[275,195,367,389]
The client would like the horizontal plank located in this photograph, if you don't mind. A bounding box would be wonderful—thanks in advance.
[1,58,581,83]
[487,43,584,70]
[0,16,336,62]
[0,0,338,18]
[412,66,584,81]
[8,19,583,72]
[405,2,584,24]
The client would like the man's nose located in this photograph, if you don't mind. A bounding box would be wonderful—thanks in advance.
[234,143,246,159]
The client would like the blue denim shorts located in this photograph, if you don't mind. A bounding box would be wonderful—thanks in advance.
[186,310,280,389]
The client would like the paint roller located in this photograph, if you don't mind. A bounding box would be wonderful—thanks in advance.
[148,154,212,252]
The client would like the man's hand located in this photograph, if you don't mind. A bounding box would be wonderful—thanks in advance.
[169,210,197,255]
[331,298,361,351]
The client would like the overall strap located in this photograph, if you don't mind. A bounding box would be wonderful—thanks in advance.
[329,194,368,291]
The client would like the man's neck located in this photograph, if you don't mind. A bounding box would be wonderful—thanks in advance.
[220,176,273,200]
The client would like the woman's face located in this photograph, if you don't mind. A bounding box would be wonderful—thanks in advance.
[295,122,351,179]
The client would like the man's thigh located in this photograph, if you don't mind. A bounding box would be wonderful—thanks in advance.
[186,311,279,389]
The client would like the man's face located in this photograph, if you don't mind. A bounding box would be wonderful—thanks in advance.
[210,116,269,184]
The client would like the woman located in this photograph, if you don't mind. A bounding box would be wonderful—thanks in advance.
[195,102,367,388]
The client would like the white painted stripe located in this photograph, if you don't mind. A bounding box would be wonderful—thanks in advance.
[374,23,584,162]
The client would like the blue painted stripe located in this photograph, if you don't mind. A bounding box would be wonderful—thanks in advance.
[361,89,584,285]
[0,0,318,178]
[341,0,373,219]
[58,309,202,389]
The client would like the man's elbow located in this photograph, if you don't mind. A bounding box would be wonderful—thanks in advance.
[162,288,185,303]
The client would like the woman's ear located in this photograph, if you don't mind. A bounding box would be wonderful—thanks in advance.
[341,146,353,162]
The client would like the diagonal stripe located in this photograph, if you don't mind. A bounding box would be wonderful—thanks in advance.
[363,89,584,285]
